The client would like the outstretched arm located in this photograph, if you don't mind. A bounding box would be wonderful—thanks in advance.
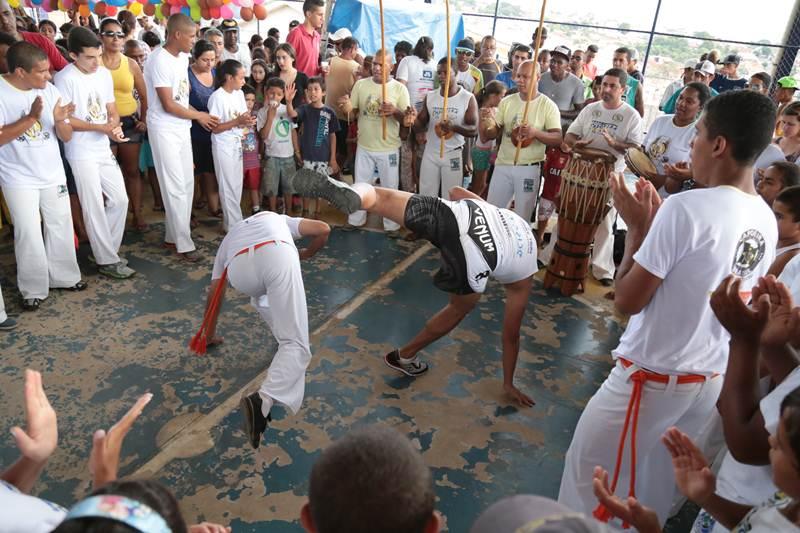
[297,219,331,260]
[448,186,483,202]
[502,276,535,407]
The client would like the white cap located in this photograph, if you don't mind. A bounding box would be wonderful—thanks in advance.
[695,60,716,76]
[684,59,696,68]
[330,28,352,42]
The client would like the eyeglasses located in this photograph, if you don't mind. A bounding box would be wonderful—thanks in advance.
[101,31,125,39]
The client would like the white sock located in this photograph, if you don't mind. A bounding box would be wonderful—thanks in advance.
[259,393,274,418]
[398,353,417,364]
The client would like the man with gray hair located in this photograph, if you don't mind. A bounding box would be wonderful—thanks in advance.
[627,47,643,83]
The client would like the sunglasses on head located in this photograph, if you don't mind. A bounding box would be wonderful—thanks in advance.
[101,31,125,38]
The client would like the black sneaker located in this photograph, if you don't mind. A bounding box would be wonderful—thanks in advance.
[384,349,429,377]
[240,392,271,449]
[292,168,362,215]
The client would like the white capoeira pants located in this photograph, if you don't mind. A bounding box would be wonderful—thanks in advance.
[69,155,128,265]
[350,147,401,230]
[2,185,81,299]
[558,361,722,528]
[0,282,6,323]
[212,142,243,231]
[150,127,196,253]
[419,147,463,200]
[487,164,541,224]
[226,242,311,416]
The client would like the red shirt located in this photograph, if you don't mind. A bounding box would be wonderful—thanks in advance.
[21,31,68,72]
[286,24,321,77]
[583,61,597,81]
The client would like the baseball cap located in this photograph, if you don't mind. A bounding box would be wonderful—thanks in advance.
[470,495,613,533]
[219,19,238,32]
[550,44,571,61]
[683,59,696,69]
[629,48,639,61]
[456,38,475,54]
[330,28,351,42]
[722,53,741,65]
[778,76,799,90]
[695,60,716,76]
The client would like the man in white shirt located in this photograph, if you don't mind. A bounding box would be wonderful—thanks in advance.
[559,90,779,527]
[54,27,135,279]
[144,14,219,262]
[192,212,331,449]
[218,19,251,75]
[0,41,85,310]
[659,60,695,111]
[557,68,643,285]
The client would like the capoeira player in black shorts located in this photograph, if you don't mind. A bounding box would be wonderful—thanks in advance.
[293,170,539,406]
[189,211,331,448]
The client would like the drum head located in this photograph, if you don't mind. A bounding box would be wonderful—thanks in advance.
[573,147,615,163]
[626,147,657,177]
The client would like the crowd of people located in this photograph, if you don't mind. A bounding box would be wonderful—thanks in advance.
[3,0,800,531]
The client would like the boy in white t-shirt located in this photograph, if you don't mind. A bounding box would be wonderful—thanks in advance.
[257,77,298,214]
[54,27,135,279]
[0,42,85,310]
[559,90,779,528]
[144,14,219,262]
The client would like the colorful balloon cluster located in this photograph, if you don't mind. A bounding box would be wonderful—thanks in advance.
[11,0,267,22]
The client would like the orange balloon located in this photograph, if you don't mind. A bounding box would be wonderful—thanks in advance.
[253,3,266,19]
[240,6,253,20]
[78,3,90,15]
[143,2,156,15]
[106,4,116,15]
[207,0,220,7]
[209,5,220,17]
[160,2,170,16]
[94,1,106,15]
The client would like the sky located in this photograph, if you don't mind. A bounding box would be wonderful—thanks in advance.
[547,0,796,45]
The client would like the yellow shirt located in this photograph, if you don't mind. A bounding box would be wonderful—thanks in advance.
[350,78,410,152]
[109,56,137,117]
[495,92,561,165]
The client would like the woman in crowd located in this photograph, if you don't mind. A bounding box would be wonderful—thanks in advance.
[275,42,307,110]
[101,18,149,231]
[248,58,270,108]
[189,39,222,218]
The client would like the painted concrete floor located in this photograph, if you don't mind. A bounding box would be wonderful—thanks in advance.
[0,213,627,531]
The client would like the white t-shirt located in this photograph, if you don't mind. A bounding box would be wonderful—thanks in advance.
[220,46,252,76]
[0,78,67,189]
[395,55,436,111]
[735,494,799,532]
[643,114,696,176]
[778,253,800,303]
[0,480,67,533]
[456,69,477,93]
[144,47,191,132]
[423,87,472,153]
[445,198,537,293]
[567,100,644,172]
[208,87,247,152]
[614,187,777,375]
[53,63,114,161]
[754,143,787,184]
[212,211,302,279]
[256,103,295,158]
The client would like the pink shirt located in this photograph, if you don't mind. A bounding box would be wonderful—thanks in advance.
[286,24,321,77]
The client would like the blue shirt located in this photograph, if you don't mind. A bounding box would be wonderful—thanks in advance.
[495,71,516,90]
[189,67,215,143]
[296,104,340,163]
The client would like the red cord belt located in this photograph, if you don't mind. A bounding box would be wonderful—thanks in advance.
[592,357,717,528]
[189,240,277,355]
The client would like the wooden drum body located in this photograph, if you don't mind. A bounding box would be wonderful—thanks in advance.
[543,147,616,295]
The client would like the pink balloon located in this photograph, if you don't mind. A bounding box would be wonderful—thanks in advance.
[170,3,182,14]
[62,0,74,8]
[219,3,232,17]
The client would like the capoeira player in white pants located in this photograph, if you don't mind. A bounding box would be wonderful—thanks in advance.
[413,57,478,201]
[0,42,86,311]
[144,14,219,261]
[293,168,538,407]
[189,210,331,449]
[558,90,777,528]
[54,27,135,279]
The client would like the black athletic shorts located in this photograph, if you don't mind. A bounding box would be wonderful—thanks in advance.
[112,115,143,145]
[192,137,214,174]
[403,195,473,295]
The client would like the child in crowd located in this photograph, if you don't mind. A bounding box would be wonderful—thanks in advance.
[359,55,373,80]
[242,85,262,215]
[208,59,256,231]
[584,75,603,106]
[294,76,340,217]
[258,77,298,213]
[248,59,270,108]
[757,161,800,206]
[472,80,506,196]
[769,185,800,276]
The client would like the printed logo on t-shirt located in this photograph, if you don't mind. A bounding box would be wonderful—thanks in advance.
[647,136,670,162]
[175,78,189,104]
[86,92,107,123]
[466,200,498,270]
[17,115,49,145]
[275,118,292,139]
[363,94,382,117]
[732,229,766,278]
[423,70,433,80]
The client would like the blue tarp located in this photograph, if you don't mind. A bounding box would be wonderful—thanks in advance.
[328,0,465,60]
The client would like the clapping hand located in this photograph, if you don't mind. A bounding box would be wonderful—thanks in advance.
[752,275,800,349]
[11,369,58,464]
[662,427,716,505]
[237,113,257,128]
[610,174,661,236]
[52,98,75,123]
[89,393,152,488]
[592,466,661,532]
[710,275,768,343]
[663,161,692,181]
[28,96,44,121]
[600,128,619,151]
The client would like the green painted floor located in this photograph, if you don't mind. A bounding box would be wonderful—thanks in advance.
[0,220,624,530]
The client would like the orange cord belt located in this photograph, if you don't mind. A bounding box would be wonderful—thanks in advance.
[189,240,277,355]
[592,358,715,528]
